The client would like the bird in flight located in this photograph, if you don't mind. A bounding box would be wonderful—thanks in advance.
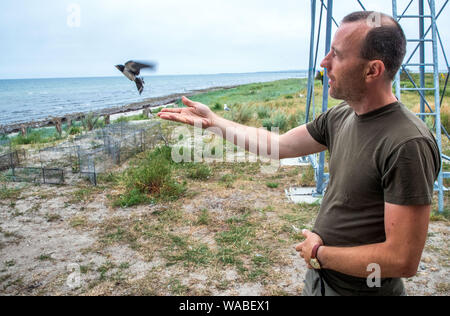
[115,60,157,95]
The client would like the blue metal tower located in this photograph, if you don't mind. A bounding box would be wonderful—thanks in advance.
[304,0,449,212]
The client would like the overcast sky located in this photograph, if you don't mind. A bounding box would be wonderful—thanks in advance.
[0,0,448,79]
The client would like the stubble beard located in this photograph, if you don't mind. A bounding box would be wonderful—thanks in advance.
[329,66,367,103]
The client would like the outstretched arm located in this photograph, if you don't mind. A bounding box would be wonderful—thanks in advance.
[157,97,326,159]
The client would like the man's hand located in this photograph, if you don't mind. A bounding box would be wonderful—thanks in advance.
[295,229,324,269]
[157,96,216,128]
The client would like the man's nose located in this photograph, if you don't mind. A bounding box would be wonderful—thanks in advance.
[320,51,331,69]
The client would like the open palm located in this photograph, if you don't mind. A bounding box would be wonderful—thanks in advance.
[157,96,215,128]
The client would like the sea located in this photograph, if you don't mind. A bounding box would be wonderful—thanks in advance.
[0,70,307,126]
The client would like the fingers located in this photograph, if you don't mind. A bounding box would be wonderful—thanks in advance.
[295,242,304,252]
[157,112,207,128]
[182,96,196,108]
[302,229,311,238]
[158,113,190,125]
[159,108,182,114]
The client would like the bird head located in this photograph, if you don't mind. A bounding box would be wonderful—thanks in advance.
[115,65,125,72]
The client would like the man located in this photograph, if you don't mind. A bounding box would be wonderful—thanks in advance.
[158,11,441,296]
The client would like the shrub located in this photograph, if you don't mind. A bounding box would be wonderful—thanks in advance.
[262,112,288,132]
[10,128,62,146]
[441,105,450,134]
[224,104,254,124]
[82,112,102,131]
[256,106,271,119]
[196,209,210,225]
[186,163,212,180]
[116,146,186,207]
[68,126,82,135]
[287,111,306,129]
[113,113,148,123]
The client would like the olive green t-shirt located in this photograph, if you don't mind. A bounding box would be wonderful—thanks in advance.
[306,101,440,295]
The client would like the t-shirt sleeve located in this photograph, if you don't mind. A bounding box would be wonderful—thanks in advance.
[382,138,441,205]
[306,111,330,147]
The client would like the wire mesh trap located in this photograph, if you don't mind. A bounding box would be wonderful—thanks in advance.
[0,121,167,186]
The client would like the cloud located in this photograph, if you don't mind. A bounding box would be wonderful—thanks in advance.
[0,0,448,78]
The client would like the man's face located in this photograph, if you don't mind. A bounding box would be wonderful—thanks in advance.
[320,22,370,102]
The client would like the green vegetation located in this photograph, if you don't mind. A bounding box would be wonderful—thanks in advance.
[2,76,449,296]
[399,72,449,97]
[185,163,212,180]
[430,209,450,222]
[68,126,82,135]
[0,173,22,200]
[113,113,148,123]
[69,216,87,228]
[266,182,279,189]
[37,254,53,261]
[196,209,210,225]
[0,186,21,200]
[262,112,288,133]
[10,128,62,146]
[114,146,186,207]
[178,79,307,107]
[81,112,104,131]
[224,103,254,124]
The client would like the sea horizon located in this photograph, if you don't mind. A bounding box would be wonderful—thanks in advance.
[0,69,305,81]
[0,70,308,126]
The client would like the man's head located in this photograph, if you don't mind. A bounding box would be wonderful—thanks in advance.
[320,11,406,103]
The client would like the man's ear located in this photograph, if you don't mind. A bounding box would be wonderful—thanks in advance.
[365,60,385,81]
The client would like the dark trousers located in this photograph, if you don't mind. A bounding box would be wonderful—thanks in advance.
[302,269,407,296]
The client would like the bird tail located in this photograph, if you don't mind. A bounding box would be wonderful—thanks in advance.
[135,78,144,95]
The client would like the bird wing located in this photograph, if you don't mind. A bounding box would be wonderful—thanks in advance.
[125,61,156,76]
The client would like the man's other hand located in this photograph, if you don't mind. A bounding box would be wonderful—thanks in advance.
[295,229,324,268]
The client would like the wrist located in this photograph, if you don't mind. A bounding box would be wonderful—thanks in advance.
[309,244,322,270]
[316,245,325,268]
[211,113,224,128]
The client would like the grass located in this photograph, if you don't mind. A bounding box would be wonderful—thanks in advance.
[176,79,308,108]
[113,146,186,207]
[0,185,22,200]
[2,76,449,296]
[37,254,53,261]
[224,103,255,124]
[185,163,212,180]
[196,209,210,225]
[95,161,323,290]
[399,72,449,98]
[266,182,279,189]
[430,209,450,222]
[113,113,149,124]
[69,216,87,228]
[219,174,237,188]
[45,213,61,222]
[165,242,214,267]
[262,112,288,133]
[9,126,64,146]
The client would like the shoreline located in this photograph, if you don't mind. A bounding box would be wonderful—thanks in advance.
[0,84,240,135]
